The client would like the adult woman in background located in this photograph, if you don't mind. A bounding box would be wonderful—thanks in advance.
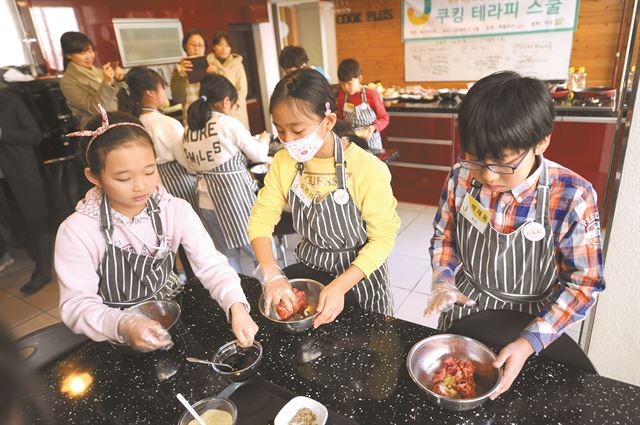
[207,32,250,130]
[170,29,220,123]
[59,31,125,128]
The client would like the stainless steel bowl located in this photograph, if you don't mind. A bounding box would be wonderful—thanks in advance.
[126,299,181,330]
[406,334,502,411]
[177,397,237,425]
[258,278,324,333]
[211,340,262,383]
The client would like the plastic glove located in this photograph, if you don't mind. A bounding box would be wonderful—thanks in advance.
[256,264,297,317]
[117,312,173,352]
[423,283,476,318]
[230,303,259,347]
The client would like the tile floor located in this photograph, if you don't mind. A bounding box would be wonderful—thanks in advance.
[0,201,580,342]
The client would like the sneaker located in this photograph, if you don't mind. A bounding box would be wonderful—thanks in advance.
[0,253,14,272]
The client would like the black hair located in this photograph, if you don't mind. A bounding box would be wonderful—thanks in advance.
[212,31,232,48]
[458,71,555,160]
[60,31,94,69]
[187,74,238,130]
[181,29,208,53]
[279,46,309,70]
[270,68,354,139]
[117,66,166,117]
[79,111,155,175]
[337,58,362,82]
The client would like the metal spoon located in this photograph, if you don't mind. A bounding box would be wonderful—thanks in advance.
[186,357,234,371]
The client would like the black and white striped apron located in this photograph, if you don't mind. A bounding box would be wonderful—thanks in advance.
[438,162,558,330]
[157,161,198,212]
[199,152,258,250]
[289,134,393,315]
[96,194,184,307]
[343,89,383,152]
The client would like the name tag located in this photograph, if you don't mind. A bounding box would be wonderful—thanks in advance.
[291,176,312,207]
[343,102,355,113]
[460,193,489,234]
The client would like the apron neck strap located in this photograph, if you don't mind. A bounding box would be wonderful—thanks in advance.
[534,158,551,223]
[99,192,165,239]
[334,133,347,190]
[360,88,367,104]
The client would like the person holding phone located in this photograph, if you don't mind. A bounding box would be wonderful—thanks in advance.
[59,31,125,128]
[171,29,221,124]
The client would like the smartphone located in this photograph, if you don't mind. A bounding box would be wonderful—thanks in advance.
[187,56,207,84]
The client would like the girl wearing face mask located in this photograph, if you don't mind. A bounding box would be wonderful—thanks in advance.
[118,66,198,211]
[248,69,401,328]
[206,32,250,130]
[184,74,270,273]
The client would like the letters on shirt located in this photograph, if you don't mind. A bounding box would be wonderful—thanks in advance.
[183,120,222,166]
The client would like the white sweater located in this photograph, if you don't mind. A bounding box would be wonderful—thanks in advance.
[139,111,194,173]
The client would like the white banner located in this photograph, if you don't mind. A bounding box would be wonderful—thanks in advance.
[403,0,579,41]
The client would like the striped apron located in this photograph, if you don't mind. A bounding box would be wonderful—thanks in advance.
[96,194,184,307]
[438,162,558,330]
[343,89,383,152]
[289,134,393,315]
[199,152,258,250]
[157,161,198,212]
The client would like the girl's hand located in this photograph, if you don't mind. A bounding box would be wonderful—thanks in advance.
[102,63,115,85]
[258,131,270,143]
[364,126,376,141]
[117,313,173,352]
[490,337,535,399]
[113,62,125,81]
[230,303,259,347]
[177,58,193,77]
[313,279,349,328]
[206,64,219,74]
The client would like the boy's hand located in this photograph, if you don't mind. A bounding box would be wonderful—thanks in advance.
[423,282,475,317]
[230,303,259,347]
[490,337,535,399]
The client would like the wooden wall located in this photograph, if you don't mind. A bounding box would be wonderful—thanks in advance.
[335,0,629,88]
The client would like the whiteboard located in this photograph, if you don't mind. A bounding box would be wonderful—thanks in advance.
[405,31,573,82]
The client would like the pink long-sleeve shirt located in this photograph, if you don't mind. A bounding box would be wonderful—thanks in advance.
[55,186,249,343]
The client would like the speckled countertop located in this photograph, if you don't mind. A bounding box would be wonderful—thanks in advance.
[37,277,640,424]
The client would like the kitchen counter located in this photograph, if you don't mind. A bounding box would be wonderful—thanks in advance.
[36,277,640,424]
[384,100,618,118]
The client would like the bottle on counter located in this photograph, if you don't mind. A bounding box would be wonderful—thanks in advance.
[577,67,587,88]
[566,66,576,90]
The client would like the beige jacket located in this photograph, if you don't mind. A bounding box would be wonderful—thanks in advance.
[207,52,249,130]
[60,62,123,128]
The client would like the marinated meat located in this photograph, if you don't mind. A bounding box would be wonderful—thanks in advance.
[276,288,308,320]
[432,356,478,399]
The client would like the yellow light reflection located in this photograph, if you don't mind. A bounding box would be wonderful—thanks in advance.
[60,372,94,398]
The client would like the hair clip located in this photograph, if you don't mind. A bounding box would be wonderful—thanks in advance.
[65,104,148,163]
[324,102,331,116]
[200,95,208,102]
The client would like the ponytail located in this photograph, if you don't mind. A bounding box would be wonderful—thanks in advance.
[117,66,165,117]
[187,74,238,130]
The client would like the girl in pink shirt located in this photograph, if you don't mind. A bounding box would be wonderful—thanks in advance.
[55,107,258,352]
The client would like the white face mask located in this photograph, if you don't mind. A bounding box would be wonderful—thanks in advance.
[279,119,326,162]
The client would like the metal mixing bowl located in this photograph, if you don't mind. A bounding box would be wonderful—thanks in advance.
[177,397,237,425]
[126,300,181,330]
[406,334,502,411]
[258,278,324,333]
[211,340,263,383]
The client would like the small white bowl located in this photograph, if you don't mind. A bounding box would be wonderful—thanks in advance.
[274,396,328,425]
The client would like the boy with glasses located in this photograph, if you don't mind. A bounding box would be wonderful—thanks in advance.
[424,71,605,399]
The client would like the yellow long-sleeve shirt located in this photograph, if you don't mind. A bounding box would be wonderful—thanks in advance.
[248,141,401,277]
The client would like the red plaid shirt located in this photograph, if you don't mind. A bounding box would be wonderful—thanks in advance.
[430,156,605,352]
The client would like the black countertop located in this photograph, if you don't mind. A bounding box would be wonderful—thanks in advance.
[37,277,640,424]
[384,100,618,118]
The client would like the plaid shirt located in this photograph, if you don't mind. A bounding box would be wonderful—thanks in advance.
[430,156,606,352]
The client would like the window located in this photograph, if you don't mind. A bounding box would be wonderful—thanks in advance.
[31,6,79,71]
[0,0,30,67]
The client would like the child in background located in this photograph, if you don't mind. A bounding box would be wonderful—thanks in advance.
[183,74,270,274]
[337,58,389,152]
[278,45,330,79]
[424,71,605,399]
[56,108,258,351]
[249,69,400,327]
[118,66,198,211]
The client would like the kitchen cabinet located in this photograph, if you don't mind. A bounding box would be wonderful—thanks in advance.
[384,106,617,216]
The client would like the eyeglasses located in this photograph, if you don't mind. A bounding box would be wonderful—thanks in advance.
[187,43,205,48]
[457,148,532,175]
